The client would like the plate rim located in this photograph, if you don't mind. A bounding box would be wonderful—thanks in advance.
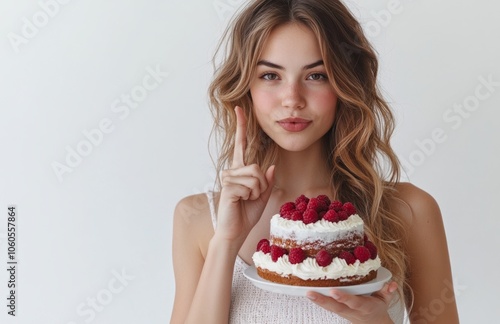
[243,265,392,296]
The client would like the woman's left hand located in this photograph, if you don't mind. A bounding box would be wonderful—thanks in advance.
[306,281,398,324]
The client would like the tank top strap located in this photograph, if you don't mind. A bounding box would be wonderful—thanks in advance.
[206,190,218,230]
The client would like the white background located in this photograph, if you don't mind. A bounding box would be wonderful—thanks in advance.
[0,0,499,323]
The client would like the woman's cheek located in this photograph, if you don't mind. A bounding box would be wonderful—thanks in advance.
[251,91,277,121]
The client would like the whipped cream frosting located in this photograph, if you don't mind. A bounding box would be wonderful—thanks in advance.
[270,214,364,243]
[253,251,381,281]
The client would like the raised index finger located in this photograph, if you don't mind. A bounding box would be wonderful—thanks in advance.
[232,106,247,168]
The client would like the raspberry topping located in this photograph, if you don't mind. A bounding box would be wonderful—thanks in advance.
[295,194,309,205]
[316,195,331,209]
[307,198,321,212]
[337,210,349,221]
[280,196,358,225]
[280,202,295,219]
[256,239,270,253]
[270,245,287,262]
[323,209,339,222]
[291,210,303,221]
[338,251,356,265]
[353,246,371,263]
[302,209,319,224]
[329,200,343,211]
[295,201,308,212]
[315,250,333,267]
[288,247,306,264]
[364,241,378,259]
[342,202,357,216]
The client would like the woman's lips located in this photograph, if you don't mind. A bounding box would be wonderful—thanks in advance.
[277,118,312,132]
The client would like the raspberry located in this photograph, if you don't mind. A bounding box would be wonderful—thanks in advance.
[323,209,339,222]
[315,250,333,267]
[316,195,331,209]
[261,244,271,254]
[309,198,328,212]
[364,241,378,259]
[329,200,343,211]
[338,251,356,265]
[363,234,369,243]
[291,210,303,221]
[289,247,306,264]
[307,198,321,211]
[280,202,295,218]
[316,195,330,212]
[296,201,307,212]
[337,210,349,221]
[295,194,309,205]
[342,202,357,216]
[256,239,270,253]
[270,245,287,262]
[353,246,371,263]
[318,211,326,219]
[303,209,319,224]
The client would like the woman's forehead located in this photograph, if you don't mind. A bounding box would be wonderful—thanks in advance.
[258,23,323,68]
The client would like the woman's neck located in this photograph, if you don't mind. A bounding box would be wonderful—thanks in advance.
[273,140,333,199]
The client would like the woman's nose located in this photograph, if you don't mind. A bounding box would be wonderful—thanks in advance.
[281,81,305,109]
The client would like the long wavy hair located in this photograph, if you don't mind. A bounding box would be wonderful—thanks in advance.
[208,0,411,307]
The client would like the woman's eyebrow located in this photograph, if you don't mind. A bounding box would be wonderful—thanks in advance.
[256,59,324,70]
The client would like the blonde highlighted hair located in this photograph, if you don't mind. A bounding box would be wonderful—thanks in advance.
[208,0,411,306]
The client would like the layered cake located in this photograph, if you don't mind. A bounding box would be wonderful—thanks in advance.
[252,194,381,287]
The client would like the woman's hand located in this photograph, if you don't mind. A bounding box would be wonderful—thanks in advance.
[215,106,275,245]
[306,281,398,324]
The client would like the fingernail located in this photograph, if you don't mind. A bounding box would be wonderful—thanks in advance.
[389,285,397,293]
[306,293,317,301]
[330,290,340,299]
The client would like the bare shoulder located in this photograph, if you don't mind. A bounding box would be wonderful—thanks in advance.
[392,185,459,322]
[173,193,216,257]
[171,193,218,322]
[392,182,442,226]
[174,193,212,225]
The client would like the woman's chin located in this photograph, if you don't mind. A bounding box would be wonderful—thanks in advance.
[274,140,322,154]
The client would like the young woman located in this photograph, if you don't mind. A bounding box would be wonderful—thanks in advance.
[171,0,459,323]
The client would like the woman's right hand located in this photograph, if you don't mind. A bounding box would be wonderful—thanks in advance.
[215,106,275,246]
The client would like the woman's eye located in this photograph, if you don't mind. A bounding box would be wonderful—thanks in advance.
[261,73,279,81]
[308,73,327,81]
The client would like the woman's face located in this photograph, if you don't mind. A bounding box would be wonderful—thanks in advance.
[249,23,338,153]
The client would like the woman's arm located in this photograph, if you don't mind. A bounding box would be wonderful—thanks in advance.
[170,107,274,323]
[170,194,237,324]
[399,183,460,323]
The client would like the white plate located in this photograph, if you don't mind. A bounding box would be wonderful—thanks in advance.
[243,266,392,296]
